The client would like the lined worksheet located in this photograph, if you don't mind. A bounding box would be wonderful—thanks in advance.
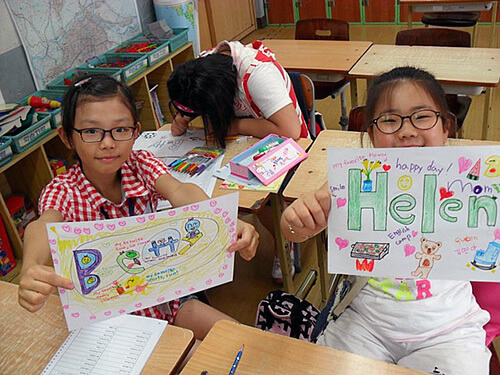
[41,314,167,375]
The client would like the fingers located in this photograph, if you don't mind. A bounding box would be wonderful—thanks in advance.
[229,220,259,261]
[282,188,331,239]
[171,114,189,136]
[18,265,74,312]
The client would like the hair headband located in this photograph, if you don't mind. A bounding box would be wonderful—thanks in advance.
[171,100,199,118]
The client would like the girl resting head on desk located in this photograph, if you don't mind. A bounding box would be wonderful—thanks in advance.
[280,66,492,374]
[167,40,309,148]
[18,74,259,340]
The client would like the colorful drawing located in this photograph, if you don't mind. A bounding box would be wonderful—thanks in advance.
[411,238,442,279]
[361,159,382,192]
[467,158,481,180]
[471,241,500,270]
[48,193,239,331]
[327,146,500,281]
[484,155,500,178]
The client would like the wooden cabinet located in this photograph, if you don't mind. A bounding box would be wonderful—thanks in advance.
[0,43,195,269]
[265,0,295,24]
[364,0,396,22]
[297,0,327,19]
[199,0,257,51]
[330,0,361,22]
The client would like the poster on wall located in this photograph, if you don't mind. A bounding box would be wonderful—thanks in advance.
[48,193,239,330]
[6,0,141,88]
[327,146,500,281]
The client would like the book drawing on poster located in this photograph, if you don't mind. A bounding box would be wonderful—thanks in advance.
[47,193,239,330]
[327,146,500,281]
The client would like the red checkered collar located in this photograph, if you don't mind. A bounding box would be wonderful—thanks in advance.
[73,161,149,209]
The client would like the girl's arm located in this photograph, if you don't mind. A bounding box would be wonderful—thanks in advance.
[19,210,74,312]
[281,182,331,242]
[154,174,258,260]
[231,103,302,140]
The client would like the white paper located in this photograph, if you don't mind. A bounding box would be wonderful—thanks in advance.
[41,314,167,375]
[133,129,205,157]
[327,146,500,281]
[48,194,239,330]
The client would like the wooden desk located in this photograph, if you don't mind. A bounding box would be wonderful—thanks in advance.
[282,130,500,303]
[348,44,500,140]
[158,125,312,293]
[399,0,498,48]
[0,281,194,375]
[181,320,427,375]
[263,39,373,107]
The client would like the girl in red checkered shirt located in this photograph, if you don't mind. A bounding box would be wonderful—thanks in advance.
[18,75,259,340]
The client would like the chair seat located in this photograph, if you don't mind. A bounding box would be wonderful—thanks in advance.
[314,79,349,100]
[422,12,480,27]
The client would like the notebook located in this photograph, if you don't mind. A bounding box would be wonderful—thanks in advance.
[41,314,167,375]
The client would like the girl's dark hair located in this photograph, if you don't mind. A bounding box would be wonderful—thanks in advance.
[62,74,137,139]
[363,66,454,134]
[167,54,237,148]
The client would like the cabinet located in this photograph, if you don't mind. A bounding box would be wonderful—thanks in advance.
[198,0,257,51]
[0,43,195,269]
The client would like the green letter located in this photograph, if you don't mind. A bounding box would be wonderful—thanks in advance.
[468,196,498,228]
[348,170,388,231]
[439,199,463,223]
[421,174,437,233]
[389,194,416,225]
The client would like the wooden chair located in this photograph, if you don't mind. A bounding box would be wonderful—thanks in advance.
[295,18,351,130]
[395,28,472,138]
[395,28,471,47]
[420,12,480,46]
[347,105,365,132]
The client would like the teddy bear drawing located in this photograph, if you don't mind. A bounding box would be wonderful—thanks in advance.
[411,237,442,279]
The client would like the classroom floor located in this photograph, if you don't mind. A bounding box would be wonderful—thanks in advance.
[206,24,500,326]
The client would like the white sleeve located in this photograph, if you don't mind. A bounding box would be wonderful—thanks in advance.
[246,63,292,119]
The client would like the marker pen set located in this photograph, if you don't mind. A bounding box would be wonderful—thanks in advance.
[168,146,224,176]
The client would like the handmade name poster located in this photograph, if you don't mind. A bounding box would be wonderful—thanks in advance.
[48,193,239,330]
[327,146,500,281]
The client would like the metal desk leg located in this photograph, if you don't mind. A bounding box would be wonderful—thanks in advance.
[482,87,493,140]
[349,78,358,108]
[315,231,329,306]
[271,194,294,293]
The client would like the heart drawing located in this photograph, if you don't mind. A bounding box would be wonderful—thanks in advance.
[458,156,472,174]
[335,237,349,251]
[439,187,454,201]
[404,244,416,257]
[336,198,347,208]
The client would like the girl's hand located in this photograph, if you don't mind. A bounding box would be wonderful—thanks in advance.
[228,219,259,261]
[281,184,331,242]
[18,264,74,313]
[171,113,190,136]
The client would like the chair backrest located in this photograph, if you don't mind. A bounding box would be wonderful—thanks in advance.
[395,28,471,47]
[288,71,318,138]
[348,105,365,132]
[295,18,349,41]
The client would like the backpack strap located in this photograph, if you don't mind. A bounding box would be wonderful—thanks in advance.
[332,276,369,318]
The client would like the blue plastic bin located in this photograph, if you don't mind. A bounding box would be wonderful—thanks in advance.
[81,53,148,82]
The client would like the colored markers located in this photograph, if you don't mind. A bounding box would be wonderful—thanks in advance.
[168,147,224,176]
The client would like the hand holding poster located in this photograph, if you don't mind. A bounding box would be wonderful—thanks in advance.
[48,193,239,330]
[328,146,500,281]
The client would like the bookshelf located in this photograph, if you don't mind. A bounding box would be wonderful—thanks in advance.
[0,42,195,278]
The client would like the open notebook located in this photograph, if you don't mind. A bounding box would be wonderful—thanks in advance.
[41,314,167,375]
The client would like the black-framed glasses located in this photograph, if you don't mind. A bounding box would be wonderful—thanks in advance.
[371,109,441,134]
[70,126,137,143]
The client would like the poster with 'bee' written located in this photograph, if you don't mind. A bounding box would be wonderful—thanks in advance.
[327,146,500,281]
[48,193,239,331]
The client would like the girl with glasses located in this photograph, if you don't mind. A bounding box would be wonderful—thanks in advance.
[18,75,259,341]
[280,67,491,374]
